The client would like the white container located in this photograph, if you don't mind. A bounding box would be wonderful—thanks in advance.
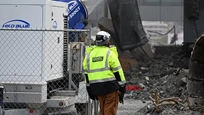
[0,0,68,84]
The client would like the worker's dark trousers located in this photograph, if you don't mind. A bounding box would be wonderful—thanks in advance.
[97,90,119,115]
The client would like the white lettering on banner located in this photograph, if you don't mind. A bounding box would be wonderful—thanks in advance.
[68,6,80,20]
[68,1,78,11]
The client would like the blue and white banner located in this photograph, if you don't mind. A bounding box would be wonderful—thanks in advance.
[54,0,88,29]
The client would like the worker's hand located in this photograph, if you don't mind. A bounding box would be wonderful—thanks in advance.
[118,85,126,104]
[119,85,126,94]
[118,92,124,104]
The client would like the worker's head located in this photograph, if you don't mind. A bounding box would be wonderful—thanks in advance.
[95,31,111,46]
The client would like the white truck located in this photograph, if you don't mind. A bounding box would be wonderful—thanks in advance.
[0,0,92,114]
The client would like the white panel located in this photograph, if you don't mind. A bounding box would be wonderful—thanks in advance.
[51,3,67,30]
[0,5,43,83]
[0,1,68,82]
[0,5,43,28]
[43,4,67,81]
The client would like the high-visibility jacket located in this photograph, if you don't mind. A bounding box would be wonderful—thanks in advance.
[83,46,126,95]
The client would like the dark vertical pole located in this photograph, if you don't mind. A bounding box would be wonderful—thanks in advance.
[0,86,4,115]
[160,0,161,23]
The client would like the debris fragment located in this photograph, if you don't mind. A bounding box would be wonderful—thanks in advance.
[149,92,179,112]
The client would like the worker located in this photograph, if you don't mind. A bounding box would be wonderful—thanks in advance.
[83,31,126,115]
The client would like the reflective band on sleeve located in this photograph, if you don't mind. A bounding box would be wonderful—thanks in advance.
[89,77,116,84]
[86,50,111,73]
[111,66,122,71]
[105,50,111,68]
[118,81,126,85]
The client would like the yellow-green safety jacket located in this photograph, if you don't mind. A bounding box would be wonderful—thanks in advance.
[83,46,126,95]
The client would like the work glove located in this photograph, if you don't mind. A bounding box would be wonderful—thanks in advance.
[86,86,98,100]
[118,85,126,104]
[119,92,124,104]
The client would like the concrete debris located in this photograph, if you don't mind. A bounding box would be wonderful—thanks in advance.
[123,50,204,114]
[128,78,138,84]
[140,67,149,73]
[138,83,145,89]
[145,76,150,81]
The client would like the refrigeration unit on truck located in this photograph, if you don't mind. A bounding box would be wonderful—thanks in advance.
[0,0,90,114]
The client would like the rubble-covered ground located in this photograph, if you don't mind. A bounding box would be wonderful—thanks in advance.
[123,51,204,115]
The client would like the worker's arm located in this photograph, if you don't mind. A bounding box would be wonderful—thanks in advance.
[109,50,126,103]
[109,50,126,85]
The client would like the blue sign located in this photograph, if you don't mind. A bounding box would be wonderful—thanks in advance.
[2,19,30,29]
[53,0,88,29]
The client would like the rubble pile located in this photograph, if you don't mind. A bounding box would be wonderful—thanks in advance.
[123,51,204,114]
[125,53,188,100]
